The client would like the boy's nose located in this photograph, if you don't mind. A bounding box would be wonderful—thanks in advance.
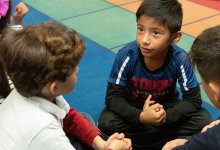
[142,33,150,45]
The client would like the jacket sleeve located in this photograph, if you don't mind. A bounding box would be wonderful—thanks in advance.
[174,124,220,150]
[165,52,203,124]
[105,83,142,127]
[165,85,202,124]
[63,108,101,146]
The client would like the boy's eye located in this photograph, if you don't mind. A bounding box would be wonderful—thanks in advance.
[137,27,144,32]
[153,31,161,35]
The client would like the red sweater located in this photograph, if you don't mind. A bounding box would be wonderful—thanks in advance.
[63,108,101,146]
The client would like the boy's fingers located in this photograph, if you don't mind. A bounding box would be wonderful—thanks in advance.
[109,133,124,141]
[151,103,163,110]
[105,133,119,146]
[143,95,152,109]
[105,133,125,148]
[148,100,155,105]
[155,107,160,112]
[123,138,132,149]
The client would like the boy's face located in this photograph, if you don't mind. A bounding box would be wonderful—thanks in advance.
[201,77,220,109]
[136,15,172,59]
[58,66,79,95]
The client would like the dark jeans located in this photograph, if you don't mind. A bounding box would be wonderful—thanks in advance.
[98,104,212,150]
[67,112,95,150]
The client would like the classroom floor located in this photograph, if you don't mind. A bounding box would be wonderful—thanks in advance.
[19,0,220,122]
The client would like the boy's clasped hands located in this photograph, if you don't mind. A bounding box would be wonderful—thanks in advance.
[92,132,132,150]
[103,133,132,150]
[140,95,166,126]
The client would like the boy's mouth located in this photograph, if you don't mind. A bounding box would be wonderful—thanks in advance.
[141,47,152,53]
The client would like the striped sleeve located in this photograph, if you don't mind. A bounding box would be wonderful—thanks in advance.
[116,56,130,85]
[177,55,199,92]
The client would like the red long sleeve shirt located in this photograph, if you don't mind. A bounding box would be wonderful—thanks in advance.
[63,108,101,146]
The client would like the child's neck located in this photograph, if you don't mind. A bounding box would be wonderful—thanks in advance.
[39,93,56,102]
[144,51,168,72]
[40,85,57,102]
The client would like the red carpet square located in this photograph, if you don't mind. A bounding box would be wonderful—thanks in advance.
[190,0,220,11]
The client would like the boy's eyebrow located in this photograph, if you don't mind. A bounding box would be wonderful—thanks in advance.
[151,27,163,31]
[137,23,163,31]
[137,23,144,27]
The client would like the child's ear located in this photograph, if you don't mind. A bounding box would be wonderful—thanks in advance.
[49,81,59,95]
[170,31,182,44]
[209,82,220,101]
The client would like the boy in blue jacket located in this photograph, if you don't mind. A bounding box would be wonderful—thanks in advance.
[98,0,211,149]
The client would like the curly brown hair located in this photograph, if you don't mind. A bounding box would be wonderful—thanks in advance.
[0,22,85,97]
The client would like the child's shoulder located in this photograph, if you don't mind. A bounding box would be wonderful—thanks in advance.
[170,45,191,66]
[117,41,139,56]
[171,44,189,61]
[171,44,188,56]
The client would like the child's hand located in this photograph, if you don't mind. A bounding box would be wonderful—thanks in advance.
[162,139,188,150]
[104,133,132,150]
[13,2,28,25]
[201,119,220,133]
[145,96,161,112]
[139,95,166,126]
[106,138,132,150]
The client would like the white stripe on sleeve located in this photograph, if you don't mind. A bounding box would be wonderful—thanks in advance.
[116,57,130,85]
[180,65,189,91]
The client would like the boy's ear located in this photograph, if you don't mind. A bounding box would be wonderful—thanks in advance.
[170,31,182,44]
[209,82,220,101]
[49,81,59,95]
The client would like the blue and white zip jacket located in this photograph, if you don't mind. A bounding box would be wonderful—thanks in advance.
[106,41,202,126]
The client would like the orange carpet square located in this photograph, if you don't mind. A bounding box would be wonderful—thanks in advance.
[190,0,220,11]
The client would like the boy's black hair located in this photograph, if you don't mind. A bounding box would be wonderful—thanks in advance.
[136,0,183,34]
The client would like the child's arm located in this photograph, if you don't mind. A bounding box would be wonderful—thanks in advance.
[162,139,188,150]
[64,108,132,149]
[162,124,220,150]
[105,83,144,127]
[13,2,28,25]
[105,137,132,150]
[165,53,203,124]
[201,119,220,133]
[139,95,166,126]
[63,108,100,146]
[165,87,202,125]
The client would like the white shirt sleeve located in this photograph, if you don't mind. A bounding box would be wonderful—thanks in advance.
[28,123,75,150]
[0,97,4,104]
